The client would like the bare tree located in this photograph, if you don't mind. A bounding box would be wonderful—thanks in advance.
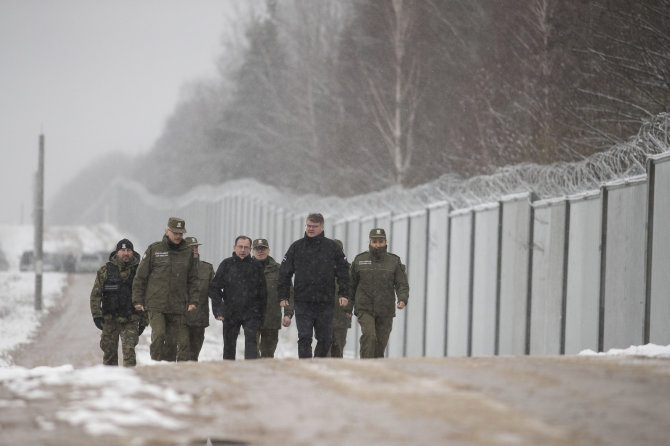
[574,0,670,150]
[357,0,422,185]
[273,0,351,190]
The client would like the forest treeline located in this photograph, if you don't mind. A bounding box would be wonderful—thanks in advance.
[69,0,670,209]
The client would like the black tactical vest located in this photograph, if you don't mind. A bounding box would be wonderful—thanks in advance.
[102,262,137,317]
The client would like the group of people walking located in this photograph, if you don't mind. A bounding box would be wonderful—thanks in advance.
[89,213,409,366]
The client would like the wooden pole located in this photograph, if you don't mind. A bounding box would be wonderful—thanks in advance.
[35,134,44,311]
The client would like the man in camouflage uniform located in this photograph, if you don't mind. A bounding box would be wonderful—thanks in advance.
[90,238,144,366]
[132,217,199,362]
[252,238,294,358]
[162,236,214,361]
[329,239,352,358]
[350,228,409,358]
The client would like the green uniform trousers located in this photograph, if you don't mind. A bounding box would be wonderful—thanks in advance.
[328,325,348,358]
[149,312,190,361]
[256,328,279,358]
[100,314,139,367]
[162,325,205,361]
[357,312,393,358]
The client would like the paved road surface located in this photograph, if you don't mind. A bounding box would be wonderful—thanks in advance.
[2,274,669,445]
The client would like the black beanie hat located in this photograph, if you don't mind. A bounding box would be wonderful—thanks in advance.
[116,238,133,251]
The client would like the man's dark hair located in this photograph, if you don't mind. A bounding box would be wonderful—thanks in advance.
[235,235,252,246]
[306,213,324,224]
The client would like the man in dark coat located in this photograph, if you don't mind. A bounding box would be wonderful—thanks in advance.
[278,213,349,359]
[210,236,266,360]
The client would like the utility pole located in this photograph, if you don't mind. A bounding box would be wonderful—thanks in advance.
[34,134,44,311]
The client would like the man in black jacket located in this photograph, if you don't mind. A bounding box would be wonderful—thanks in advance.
[278,213,349,358]
[210,236,267,360]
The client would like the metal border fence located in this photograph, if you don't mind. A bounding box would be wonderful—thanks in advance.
[85,153,670,358]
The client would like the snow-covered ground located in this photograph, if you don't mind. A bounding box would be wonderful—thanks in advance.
[2,224,670,444]
[0,223,127,367]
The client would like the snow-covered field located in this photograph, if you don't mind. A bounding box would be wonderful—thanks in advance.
[0,223,126,367]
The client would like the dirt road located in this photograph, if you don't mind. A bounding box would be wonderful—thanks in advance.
[2,274,670,445]
[11,273,100,368]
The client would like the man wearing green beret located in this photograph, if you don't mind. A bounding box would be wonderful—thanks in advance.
[350,228,409,358]
[132,217,199,362]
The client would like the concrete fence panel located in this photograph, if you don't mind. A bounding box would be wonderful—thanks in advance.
[564,191,602,354]
[446,209,473,357]
[601,176,648,351]
[471,203,500,356]
[387,214,409,358]
[425,202,449,357]
[406,210,428,357]
[498,193,534,355]
[647,154,670,344]
[529,198,568,355]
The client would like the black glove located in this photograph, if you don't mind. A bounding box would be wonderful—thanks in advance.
[94,317,104,330]
[138,324,146,336]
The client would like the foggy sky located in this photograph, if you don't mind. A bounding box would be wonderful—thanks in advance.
[0,0,240,225]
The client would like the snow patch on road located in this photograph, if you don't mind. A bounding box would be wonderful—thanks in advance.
[579,343,670,358]
[0,364,193,436]
[0,272,67,367]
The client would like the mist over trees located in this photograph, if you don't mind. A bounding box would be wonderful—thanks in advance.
[132,0,670,197]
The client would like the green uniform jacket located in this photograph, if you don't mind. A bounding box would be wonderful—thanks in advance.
[350,247,409,317]
[90,251,140,319]
[333,266,353,329]
[261,256,294,330]
[185,260,214,327]
[132,235,199,314]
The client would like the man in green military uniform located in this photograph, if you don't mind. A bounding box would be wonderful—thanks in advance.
[350,228,409,358]
[162,236,214,361]
[252,238,294,358]
[90,238,144,366]
[329,239,352,358]
[132,217,199,362]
